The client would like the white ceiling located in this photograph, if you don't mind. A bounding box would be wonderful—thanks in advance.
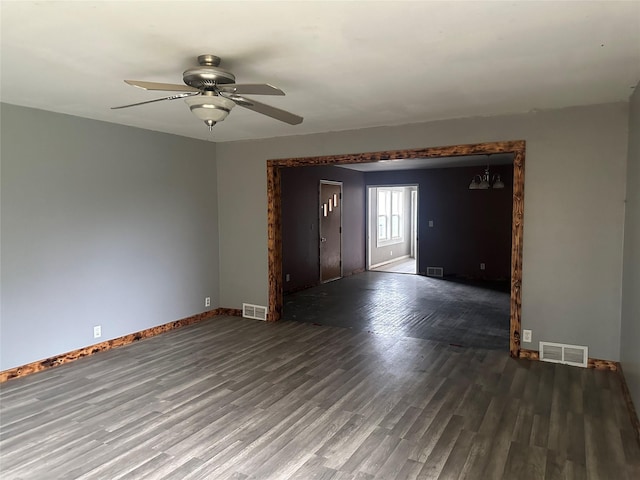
[1,1,639,143]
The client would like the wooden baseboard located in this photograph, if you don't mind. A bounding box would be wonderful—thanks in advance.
[0,309,222,383]
[519,348,540,361]
[217,308,243,317]
[519,348,619,371]
[588,357,619,371]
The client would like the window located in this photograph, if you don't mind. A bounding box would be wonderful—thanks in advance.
[377,188,403,245]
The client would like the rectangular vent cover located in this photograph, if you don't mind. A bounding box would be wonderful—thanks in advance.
[242,303,267,321]
[426,267,444,277]
[539,342,588,368]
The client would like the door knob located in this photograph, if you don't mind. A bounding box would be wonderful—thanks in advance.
[320,237,327,243]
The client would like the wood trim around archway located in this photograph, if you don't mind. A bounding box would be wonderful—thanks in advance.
[267,140,526,358]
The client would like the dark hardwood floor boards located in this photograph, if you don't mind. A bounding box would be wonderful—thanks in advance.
[283,272,510,350]
[1,316,639,479]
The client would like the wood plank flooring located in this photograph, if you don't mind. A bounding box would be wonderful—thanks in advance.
[284,272,510,350]
[1,316,639,479]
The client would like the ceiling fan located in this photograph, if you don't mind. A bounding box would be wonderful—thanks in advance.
[112,54,303,131]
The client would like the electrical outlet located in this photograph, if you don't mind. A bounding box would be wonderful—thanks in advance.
[523,329,532,343]
[286,274,290,282]
[428,220,434,227]
[480,263,486,270]
[93,325,101,339]
[205,297,211,307]
[390,250,393,256]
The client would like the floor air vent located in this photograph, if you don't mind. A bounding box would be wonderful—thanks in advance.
[242,303,267,321]
[539,342,588,368]
[426,267,444,277]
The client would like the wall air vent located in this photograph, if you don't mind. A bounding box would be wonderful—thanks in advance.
[539,342,588,368]
[426,267,444,277]
[242,303,268,321]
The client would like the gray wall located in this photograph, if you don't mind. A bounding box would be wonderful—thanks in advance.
[217,102,628,360]
[4,100,628,370]
[0,104,219,370]
[621,83,640,408]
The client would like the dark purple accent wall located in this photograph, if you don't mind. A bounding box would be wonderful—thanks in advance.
[364,164,513,280]
[281,165,366,293]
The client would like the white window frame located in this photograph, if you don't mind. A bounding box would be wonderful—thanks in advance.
[377,187,404,247]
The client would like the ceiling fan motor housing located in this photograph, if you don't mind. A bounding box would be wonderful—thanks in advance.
[183,54,236,90]
[183,67,236,89]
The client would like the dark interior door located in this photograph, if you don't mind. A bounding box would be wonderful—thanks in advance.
[320,181,342,283]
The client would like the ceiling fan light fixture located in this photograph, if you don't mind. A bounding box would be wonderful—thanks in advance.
[184,95,236,128]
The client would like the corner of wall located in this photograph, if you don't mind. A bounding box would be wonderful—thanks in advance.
[620,81,640,416]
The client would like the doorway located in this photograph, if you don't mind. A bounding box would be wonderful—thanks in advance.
[367,185,418,274]
[267,140,526,359]
[319,181,342,283]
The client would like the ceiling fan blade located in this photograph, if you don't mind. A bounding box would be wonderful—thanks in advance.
[124,80,199,92]
[217,83,285,96]
[111,92,200,110]
[229,95,303,125]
